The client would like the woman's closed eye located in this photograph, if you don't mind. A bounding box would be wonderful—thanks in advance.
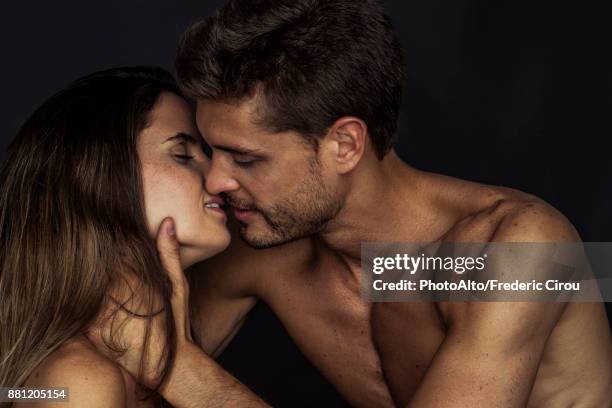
[172,143,197,163]
[174,153,194,162]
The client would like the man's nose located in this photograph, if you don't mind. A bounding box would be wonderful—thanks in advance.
[204,157,240,195]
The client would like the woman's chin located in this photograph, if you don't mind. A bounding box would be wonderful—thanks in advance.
[179,237,231,268]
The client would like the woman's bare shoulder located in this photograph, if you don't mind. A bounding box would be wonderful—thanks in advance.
[20,335,126,407]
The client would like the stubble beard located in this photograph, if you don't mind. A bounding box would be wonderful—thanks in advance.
[238,157,342,249]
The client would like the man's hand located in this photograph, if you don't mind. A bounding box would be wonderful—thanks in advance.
[86,217,268,406]
[85,218,190,387]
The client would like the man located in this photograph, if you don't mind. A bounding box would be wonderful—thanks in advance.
[95,0,612,406]
[175,0,611,406]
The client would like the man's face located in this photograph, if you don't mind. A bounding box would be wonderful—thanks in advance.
[196,97,342,248]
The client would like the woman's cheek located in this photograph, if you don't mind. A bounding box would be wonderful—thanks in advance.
[142,172,187,238]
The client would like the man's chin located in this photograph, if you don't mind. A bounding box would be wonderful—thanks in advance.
[238,223,301,249]
[239,225,280,249]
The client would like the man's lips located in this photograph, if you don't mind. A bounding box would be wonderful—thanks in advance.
[231,206,257,222]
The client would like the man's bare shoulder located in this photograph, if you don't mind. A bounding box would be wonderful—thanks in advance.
[441,182,579,243]
[21,335,126,407]
[437,190,587,363]
[438,184,581,331]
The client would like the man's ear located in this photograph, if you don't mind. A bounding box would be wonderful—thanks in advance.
[325,116,367,174]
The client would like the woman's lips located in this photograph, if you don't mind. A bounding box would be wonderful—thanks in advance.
[204,196,226,217]
[204,202,227,217]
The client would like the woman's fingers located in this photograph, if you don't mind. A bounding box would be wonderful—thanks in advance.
[156,217,192,341]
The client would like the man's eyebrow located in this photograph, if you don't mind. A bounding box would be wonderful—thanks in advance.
[163,132,199,145]
[212,145,262,155]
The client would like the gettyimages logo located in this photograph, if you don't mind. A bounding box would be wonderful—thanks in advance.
[372,252,488,275]
[362,242,609,302]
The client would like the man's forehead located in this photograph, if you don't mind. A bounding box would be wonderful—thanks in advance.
[196,95,260,122]
[195,97,285,153]
[196,99,251,133]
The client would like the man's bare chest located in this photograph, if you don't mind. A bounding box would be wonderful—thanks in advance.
[260,268,447,407]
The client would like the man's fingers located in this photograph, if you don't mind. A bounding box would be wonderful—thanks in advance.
[156,218,183,286]
[155,217,191,340]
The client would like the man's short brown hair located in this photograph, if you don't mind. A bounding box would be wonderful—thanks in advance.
[176,0,405,159]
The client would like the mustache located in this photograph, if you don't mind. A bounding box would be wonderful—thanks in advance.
[223,194,257,211]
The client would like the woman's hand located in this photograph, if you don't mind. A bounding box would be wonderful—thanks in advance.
[86,217,193,388]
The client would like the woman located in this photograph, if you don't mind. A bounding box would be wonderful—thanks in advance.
[0,67,231,406]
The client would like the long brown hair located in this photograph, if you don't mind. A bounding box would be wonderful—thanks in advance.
[0,67,182,403]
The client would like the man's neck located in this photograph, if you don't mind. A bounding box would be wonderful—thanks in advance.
[318,150,442,273]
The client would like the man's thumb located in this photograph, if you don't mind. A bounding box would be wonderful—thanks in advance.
[156,217,182,279]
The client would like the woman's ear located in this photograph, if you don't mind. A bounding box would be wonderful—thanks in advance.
[325,116,367,174]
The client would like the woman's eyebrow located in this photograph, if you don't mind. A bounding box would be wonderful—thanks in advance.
[163,132,199,145]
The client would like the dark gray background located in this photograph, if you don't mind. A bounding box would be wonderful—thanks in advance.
[1,1,610,406]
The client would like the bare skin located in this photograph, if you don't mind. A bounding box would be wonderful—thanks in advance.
[15,94,250,407]
[20,335,156,408]
[189,156,612,407]
[81,94,610,407]
[21,219,267,408]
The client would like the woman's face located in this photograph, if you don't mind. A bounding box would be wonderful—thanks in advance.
[138,92,230,267]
